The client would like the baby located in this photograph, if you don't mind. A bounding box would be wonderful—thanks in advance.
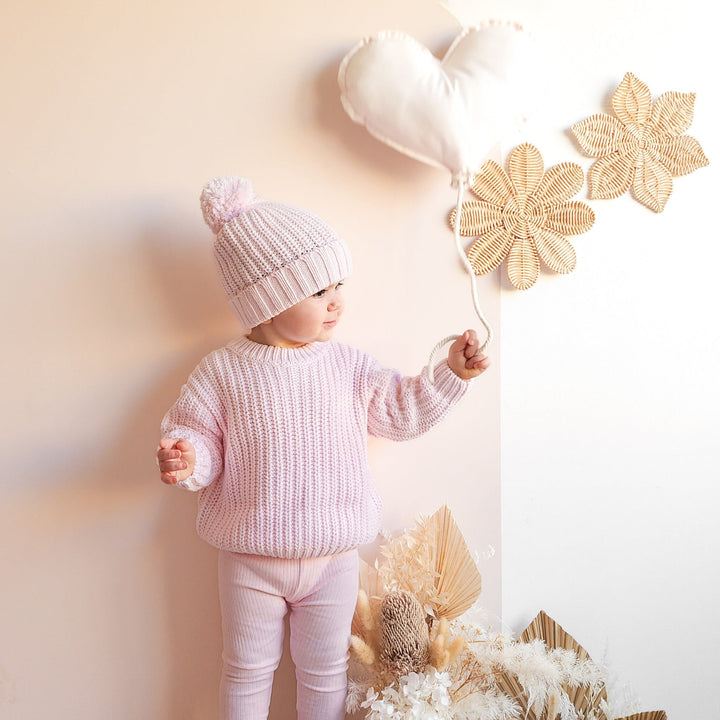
[157,177,489,720]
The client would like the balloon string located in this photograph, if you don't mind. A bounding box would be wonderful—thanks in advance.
[427,177,493,383]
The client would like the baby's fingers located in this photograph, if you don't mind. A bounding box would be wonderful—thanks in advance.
[462,330,480,359]
[160,470,181,485]
[467,353,491,372]
[159,455,188,472]
[157,438,192,484]
[157,454,188,484]
[157,445,182,465]
[174,439,194,455]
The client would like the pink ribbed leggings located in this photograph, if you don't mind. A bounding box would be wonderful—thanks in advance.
[217,549,359,720]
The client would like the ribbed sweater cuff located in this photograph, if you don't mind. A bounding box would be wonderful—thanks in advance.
[429,360,473,401]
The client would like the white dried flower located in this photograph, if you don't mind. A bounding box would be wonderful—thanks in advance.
[360,669,453,720]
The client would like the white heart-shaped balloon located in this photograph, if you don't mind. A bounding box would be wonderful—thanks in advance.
[338,23,542,182]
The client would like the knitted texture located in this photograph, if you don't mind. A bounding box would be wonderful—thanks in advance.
[200,177,353,329]
[161,338,470,558]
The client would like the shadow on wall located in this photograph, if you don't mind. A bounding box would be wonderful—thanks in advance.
[144,219,230,719]
[313,48,432,186]
[144,217,304,719]
[131,379,224,720]
[104,210,234,716]
[29,215,234,718]
[5,356,225,718]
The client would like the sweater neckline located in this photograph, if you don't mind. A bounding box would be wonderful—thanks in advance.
[228,336,331,365]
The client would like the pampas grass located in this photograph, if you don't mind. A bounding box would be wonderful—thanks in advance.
[429,617,466,671]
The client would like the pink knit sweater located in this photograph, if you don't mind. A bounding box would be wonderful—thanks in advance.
[161,337,470,558]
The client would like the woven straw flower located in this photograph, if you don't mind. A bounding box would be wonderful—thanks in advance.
[450,143,595,290]
[572,72,709,212]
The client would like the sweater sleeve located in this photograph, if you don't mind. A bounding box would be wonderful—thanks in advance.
[160,357,225,492]
[365,356,471,441]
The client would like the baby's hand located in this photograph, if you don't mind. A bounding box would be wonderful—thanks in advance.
[447,330,490,381]
[157,438,196,484]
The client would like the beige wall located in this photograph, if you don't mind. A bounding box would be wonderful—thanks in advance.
[0,1,499,718]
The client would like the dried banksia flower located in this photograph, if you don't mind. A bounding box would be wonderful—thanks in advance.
[378,590,430,678]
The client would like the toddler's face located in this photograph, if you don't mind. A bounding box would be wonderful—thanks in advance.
[254,281,345,348]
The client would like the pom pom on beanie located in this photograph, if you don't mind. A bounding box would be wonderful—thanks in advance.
[200,176,257,234]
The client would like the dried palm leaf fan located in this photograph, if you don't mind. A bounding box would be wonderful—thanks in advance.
[618,714,667,720]
[521,610,594,658]
[494,669,548,720]
[520,610,608,720]
[426,505,483,620]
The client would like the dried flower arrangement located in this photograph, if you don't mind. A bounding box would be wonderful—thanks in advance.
[571,72,709,212]
[347,507,667,720]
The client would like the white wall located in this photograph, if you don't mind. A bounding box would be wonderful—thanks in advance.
[1,0,716,719]
[491,1,720,719]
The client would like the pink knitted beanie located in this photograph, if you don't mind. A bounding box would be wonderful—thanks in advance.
[200,176,353,329]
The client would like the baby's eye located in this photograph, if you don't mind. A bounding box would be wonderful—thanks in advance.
[315,281,344,298]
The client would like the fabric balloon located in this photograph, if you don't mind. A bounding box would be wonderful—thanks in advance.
[338,22,542,184]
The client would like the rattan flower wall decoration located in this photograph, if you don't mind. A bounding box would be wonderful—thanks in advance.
[449,143,595,290]
[571,72,709,212]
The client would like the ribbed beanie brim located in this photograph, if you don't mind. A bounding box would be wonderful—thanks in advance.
[222,235,352,329]
[202,179,352,329]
